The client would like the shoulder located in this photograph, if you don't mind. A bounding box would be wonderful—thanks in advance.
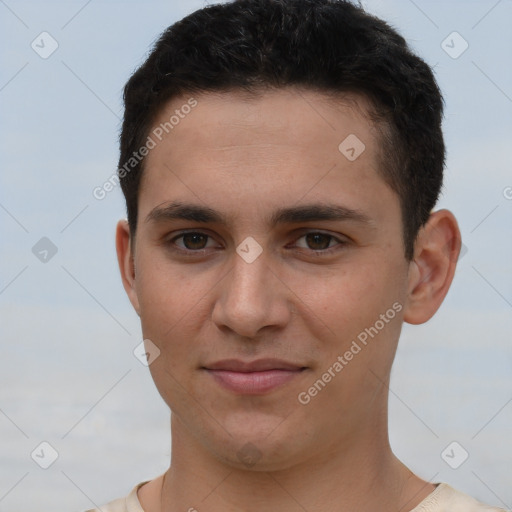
[82,481,148,512]
[411,483,509,512]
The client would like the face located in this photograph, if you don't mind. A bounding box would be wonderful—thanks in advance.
[118,88,415,470]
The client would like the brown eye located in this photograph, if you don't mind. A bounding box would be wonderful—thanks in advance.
[304,233,333,250]
[170,232,217,252]
[294,232,343,252]
[180,233,209,250]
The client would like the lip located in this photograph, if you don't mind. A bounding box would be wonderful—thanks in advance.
[202,359,307,395]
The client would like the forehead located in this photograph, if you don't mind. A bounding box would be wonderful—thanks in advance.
[148,87,382,160]
[138,87,397,229]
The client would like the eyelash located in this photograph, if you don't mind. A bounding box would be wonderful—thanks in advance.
[166,230,347,257]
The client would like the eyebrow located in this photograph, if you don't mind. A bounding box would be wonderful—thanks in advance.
[145,201,375,228]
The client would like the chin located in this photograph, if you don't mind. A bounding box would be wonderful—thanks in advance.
[205,417,312,472]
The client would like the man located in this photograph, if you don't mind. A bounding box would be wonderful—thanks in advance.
[90,0,506,510]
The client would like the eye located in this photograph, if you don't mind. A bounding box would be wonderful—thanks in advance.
[166,230,347,257]
[169,231,219,252]
[292,232,346,253]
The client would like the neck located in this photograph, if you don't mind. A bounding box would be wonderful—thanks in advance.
[150,416,434,512]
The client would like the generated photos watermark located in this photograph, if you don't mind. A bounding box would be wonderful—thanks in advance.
[298,301,403,405]
[93,98,198,201]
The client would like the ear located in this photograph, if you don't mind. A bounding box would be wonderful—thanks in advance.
[115,219,140,316]
[403,209,461,325]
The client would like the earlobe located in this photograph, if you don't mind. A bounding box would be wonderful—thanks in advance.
[403,209,461,325]
[115,219,141,316]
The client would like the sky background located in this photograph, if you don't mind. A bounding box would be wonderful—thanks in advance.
[0,0,511,510]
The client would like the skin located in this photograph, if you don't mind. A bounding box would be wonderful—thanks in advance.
[116,87,461,512]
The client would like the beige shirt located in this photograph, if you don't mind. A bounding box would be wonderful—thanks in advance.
[85,481,508,512]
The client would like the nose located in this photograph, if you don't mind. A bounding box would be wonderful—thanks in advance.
[211,248,292,339]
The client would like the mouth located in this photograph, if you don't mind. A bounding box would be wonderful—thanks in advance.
[201,359,308,395]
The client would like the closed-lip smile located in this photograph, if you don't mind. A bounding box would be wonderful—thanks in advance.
[202,359,307,394]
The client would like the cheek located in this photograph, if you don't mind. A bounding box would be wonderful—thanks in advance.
[302,256,406,372]
[136,247,206,326]
[308,260,401,324]
[137,262,208,412]
[134,254,203,376]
